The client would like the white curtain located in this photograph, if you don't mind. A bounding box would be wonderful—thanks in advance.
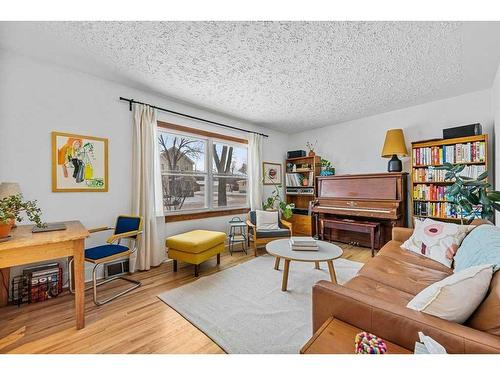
[248,133,263,210]
[130,104,165,271]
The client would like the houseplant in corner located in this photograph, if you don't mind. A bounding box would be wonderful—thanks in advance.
[262,182,295,220]
[437,163,500,224]
[0,194,44,238]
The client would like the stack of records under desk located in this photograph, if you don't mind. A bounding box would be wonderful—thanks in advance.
[289,236,319,251]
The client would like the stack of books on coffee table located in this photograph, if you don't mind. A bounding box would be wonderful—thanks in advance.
[289,237,319,251]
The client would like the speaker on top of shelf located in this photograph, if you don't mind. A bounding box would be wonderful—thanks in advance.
[443,123,482,139]
[287,150,306,159]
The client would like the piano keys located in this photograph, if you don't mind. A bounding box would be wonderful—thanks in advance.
[310,173,408,249]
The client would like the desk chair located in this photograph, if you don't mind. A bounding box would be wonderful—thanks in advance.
[69,215,143,306]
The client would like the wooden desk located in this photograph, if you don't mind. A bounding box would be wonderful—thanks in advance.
[0,221,89,329]
[300,317,411,354]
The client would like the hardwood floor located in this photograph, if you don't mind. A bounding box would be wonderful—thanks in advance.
[0,243,371,354]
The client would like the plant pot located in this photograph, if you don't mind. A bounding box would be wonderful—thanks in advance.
[302,178,309,186]
[0,219,14,238]
[308,151,315,157]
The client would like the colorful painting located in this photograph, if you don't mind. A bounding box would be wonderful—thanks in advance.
[262,162,282,185]
[52,132,108,192]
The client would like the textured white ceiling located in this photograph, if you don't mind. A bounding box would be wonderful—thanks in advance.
[1,21,500,133]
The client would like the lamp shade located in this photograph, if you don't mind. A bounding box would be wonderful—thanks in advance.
[381,129,408,158]
[0,182,21,199]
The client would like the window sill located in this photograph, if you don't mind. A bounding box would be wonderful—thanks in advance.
[164,207,250,223]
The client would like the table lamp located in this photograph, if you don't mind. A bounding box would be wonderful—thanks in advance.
[0,182,21,199]
[381,129,408,172]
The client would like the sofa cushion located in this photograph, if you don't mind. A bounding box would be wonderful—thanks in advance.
[256,210,279,230]
[467,270,500,336]
[401,218,474,268]
[343,275,415,306]
[454,224,500,273]
[358,254,452,295]
[168,242,225,265]
[166,230,226,254]
[407,264,493,324]
[255,228,291,238]
[378,240,452,273]
[85,244,129,260]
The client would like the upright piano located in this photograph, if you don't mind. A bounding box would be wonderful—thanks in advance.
[310,173,408,249]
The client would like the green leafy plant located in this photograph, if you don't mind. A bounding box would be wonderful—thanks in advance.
[436,163,500,223]
[262,182,295,220]
[320,158,332,168]
[0,194,45,227]
[320,158,335,176]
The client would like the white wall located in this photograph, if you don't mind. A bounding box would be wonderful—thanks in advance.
[0,50,288,280]
[493,64,500,224]
[288,89,494,177]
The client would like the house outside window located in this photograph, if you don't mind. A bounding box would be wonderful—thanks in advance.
[157,122,248,217]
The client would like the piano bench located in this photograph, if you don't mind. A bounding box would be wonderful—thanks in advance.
[320,218,381,257]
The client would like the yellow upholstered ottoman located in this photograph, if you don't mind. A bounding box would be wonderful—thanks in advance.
[166,230,226,277]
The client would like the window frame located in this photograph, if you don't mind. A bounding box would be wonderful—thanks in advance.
[157,121,250,222]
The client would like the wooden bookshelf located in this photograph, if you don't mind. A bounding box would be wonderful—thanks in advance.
[285,155,321,235]
[411,134,488,223]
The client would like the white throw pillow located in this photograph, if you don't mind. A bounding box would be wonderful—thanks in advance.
[407,264,493,323]
[256,210,279,230]
[401,218,474,268]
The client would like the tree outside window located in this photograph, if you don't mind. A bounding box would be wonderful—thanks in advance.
[158,128,248,214]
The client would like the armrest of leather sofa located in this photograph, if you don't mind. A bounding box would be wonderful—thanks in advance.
[392,227,413,243]
[312,280,500,353]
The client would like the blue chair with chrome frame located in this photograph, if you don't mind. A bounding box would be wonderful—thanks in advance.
[69,215,143,306]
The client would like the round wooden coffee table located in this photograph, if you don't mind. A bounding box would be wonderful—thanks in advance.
[266,239,343,291]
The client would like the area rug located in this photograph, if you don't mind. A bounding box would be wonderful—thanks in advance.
[158,255,363,354]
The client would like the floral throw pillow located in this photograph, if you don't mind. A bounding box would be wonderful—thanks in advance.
[401,218,475,268]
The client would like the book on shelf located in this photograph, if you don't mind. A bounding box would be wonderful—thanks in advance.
[286,172,314,187]
[413,201,481,219]
[413,184,448,201]
[413,141,486,166]
[413,165,486,183]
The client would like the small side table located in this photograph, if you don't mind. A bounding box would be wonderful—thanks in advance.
[300,317,411,354]
[228,217,247,255]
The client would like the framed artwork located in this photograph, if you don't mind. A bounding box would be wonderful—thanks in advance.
[262,162,283,185]
[52,131,108,192]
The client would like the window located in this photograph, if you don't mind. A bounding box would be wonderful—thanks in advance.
[157,122,248,217]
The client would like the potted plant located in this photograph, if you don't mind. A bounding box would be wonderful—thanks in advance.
[320,158,335,176]
[306,141,317,157]
[0,194,44,238]
[436,163,500,224]
[262,182,295,220]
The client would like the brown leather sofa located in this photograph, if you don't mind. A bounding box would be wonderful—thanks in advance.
[312,226,500,353]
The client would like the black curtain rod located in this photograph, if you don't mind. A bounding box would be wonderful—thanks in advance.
[119,97,269,138]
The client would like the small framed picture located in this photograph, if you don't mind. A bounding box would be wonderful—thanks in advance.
[262,162,283,185]
[52,131,109,192]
